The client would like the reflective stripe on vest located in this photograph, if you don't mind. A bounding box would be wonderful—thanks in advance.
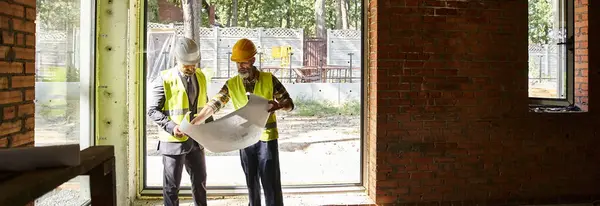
[227,71,278,141]
[159,68,208,142]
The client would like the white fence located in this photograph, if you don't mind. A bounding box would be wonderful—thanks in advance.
[204,81,361,105]
[528,44,562,81]
[528,44,565,97]
[147,23,304,78]
[327,29,361,67]
[146,23,365,83]
[36,29,80,81]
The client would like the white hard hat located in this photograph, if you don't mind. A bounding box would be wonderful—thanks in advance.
[173,37,200,65]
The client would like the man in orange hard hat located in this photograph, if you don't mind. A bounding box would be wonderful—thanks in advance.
[191,38,294,206]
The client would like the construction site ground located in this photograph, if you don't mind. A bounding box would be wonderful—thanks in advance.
[34,104,361,205]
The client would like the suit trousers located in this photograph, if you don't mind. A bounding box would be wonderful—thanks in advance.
[162,144,207,206]
[240,139,284,206]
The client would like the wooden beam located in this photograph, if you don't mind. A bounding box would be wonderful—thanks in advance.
[0,146,116,206]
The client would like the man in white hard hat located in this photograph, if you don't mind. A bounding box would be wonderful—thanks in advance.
[147,37,213,206]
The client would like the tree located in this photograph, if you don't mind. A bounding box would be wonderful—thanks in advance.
[528,0,553,44]
[167,0,206,67]
[147,0,160,22]
[37,0,80,30]
[155,0,363,37]
[37,0,79,70]
[232,0,238,26]
[315,0,326,38]
[335,0,348,29]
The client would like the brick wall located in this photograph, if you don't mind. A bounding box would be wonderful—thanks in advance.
[368,0,599,204]
[0,0,36,149]
[575,0,588,110]
[158,0,183,23]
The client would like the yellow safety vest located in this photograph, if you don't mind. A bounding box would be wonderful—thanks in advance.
[159,68,207,142]
[227,71,278,141]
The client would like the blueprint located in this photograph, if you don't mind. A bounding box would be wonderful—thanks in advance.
[180,94,271,153]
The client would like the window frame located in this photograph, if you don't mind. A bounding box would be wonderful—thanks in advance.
[138,0,368,195]
[528,0,575,107]
[79,0,97,150]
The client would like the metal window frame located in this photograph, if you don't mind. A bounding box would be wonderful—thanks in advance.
[77,0,97,204]
[137,0,368,196]
[529,0,575,107]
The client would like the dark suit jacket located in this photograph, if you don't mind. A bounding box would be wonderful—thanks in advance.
[147,68,213,155]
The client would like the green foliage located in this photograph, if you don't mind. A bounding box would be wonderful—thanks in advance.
[66,66,80,82]
[149,0,362,37]
[147,0,160,22]
[528,0,553,44]
[39,67,80,82]
[293,97,360,117]
[37,0,80,30]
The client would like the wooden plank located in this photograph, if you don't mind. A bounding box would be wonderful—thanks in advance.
[0,146,115,206]
[90,157,117,206]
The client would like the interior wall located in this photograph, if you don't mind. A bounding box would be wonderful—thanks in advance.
[367,0,600,204]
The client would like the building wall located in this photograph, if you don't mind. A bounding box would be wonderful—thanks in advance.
[367,0,599,204]
[158,0,183,23]
[0,0,36,148]
[0,0,36,205]
[575,0,589,110]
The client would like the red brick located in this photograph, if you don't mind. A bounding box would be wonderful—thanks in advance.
[25,8,35,20]
[0,120,21,136]
[25,34,34,47]
[574,0,589,110]
[25,62,34,74]
[10,4,25,17]
[12,19,35,34]
[10,131,33,147]
[3,106,15,120]
[0,62,24,74]
[17,103,33,116]
[25,117,33,130]
[0,91,22,104]
[11,75,34,88]
[0,0,36,151]
[367,0,597,204]
[14,0,36,8]
[0,77,7,89]
[15,33,25,46]
[13,47,35,60]
[0,16,6,29]
[0,2,10,16]
[24,88,34,101]
[2,31,15,45]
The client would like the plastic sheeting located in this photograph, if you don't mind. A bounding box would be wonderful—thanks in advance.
[146,29,179,84]
[179,94,271,153]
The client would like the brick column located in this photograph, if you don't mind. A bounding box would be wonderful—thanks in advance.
[0,0,36,148]
[575,0,588,110]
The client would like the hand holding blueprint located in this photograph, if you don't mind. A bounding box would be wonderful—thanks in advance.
[180,94,271,153]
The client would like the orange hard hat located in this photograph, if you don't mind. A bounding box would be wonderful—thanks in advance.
[231,38,257,62]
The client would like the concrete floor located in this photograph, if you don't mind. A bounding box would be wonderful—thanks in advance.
[134,192,375,206]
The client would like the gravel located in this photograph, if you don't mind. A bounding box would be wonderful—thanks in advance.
[35,189,89,206]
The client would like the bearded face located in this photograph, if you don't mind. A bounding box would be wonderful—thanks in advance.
[236,57,256,79]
